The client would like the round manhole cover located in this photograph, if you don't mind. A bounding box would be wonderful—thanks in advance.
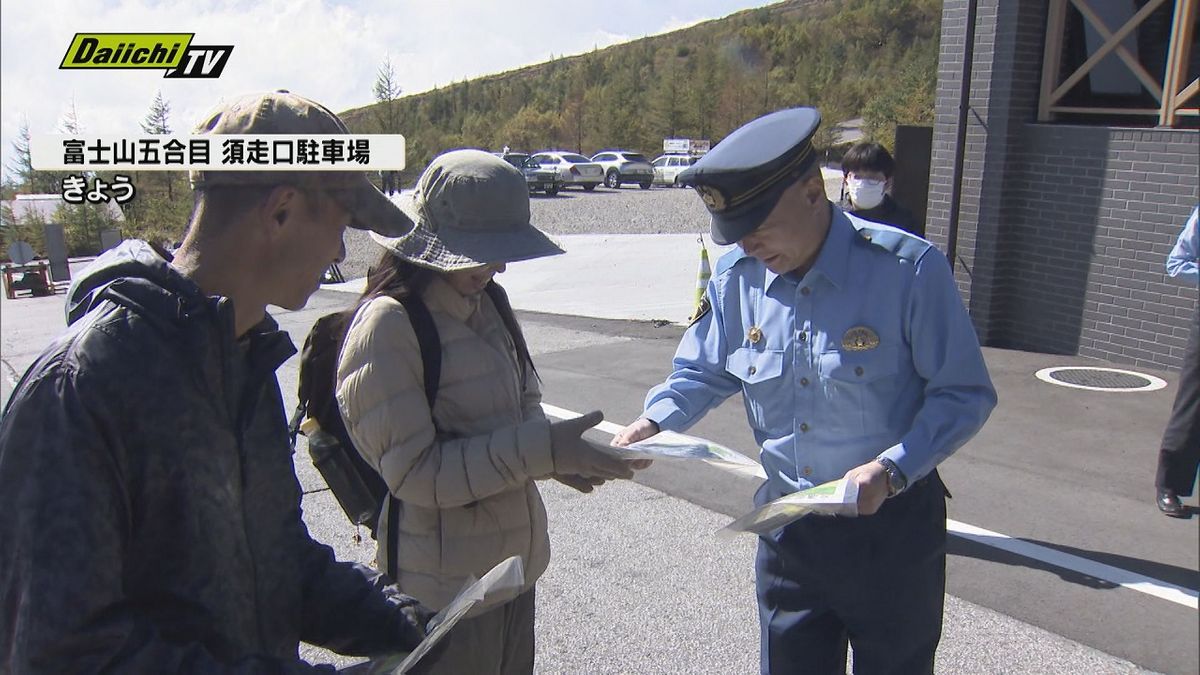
[1035,366,1167,392]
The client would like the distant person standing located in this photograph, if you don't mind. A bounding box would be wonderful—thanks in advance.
[840,141,920,234]
[1156,204,1199,517]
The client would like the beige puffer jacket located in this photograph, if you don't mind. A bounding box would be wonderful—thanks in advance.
[336,277,554,612]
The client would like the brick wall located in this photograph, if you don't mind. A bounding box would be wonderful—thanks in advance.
[930,0,1200,370]
[1001,126,1198,369]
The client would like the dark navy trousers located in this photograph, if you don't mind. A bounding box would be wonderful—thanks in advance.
[755,473,948,675]
[1157,304,1200,495]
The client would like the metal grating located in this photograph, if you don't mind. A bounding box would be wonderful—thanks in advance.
[1046,368,1153,390]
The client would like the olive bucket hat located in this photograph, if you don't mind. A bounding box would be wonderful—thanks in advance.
[370,149,564,271]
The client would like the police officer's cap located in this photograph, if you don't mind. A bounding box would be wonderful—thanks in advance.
[678,107,821,245]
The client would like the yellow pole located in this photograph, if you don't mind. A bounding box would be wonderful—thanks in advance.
[691,237,712,322]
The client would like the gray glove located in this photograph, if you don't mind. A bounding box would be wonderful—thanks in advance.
[549,411,635,480]
[554,474,608,493]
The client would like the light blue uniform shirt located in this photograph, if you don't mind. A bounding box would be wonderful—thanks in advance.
[644,207,997,496]
[1166,205,1199,285]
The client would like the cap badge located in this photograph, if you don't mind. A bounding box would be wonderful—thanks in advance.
[842,326,879,351]
[696,185,727,212]
[748,326,763,344]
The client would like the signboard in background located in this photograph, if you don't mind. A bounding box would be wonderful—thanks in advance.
[663,138,690,154]
[662,138,710,156]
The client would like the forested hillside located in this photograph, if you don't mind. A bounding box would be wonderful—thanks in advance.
[2,0,941,257]
[343,0,941,181]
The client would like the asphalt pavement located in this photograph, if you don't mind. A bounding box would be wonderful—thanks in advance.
[2,192,1197,673]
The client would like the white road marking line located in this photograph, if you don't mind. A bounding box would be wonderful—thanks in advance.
[947,519,1198,610]
[541,402,1199,611]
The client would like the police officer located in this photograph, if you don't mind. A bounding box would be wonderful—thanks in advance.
[613,108,997,674]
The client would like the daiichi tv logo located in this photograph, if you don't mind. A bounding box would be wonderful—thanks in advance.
[60,33,232,78]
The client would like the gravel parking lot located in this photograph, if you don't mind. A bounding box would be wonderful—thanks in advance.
[341,185,711,280]
[341,173,846,280]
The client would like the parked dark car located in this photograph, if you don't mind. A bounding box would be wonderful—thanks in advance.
[495,152,562,196]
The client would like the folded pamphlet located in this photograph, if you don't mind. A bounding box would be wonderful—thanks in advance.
[601,430,761,469]
[391,556,526,674]
[719,479,859,538]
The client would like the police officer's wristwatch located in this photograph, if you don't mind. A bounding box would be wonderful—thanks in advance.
[874,457,908,497]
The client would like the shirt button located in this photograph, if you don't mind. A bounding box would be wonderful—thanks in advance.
[802,466,813,477]
[801,287,811,296]
[800,377,809,386]
[748,366,757,375]
[798,333,807,342]
[800,422,810,432]
[855,366,864,376]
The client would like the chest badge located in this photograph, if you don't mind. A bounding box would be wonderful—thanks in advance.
[842,326,880,351]
[748,326,763,344]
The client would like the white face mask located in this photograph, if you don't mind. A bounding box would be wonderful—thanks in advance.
[847,177,886,209]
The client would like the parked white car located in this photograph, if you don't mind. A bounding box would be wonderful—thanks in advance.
[590,150,654,189]
[531,151,604,191]
[651,154,698,187]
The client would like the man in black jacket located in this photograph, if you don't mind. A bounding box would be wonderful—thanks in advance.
[0,91,432,673]
[839,141,920,235]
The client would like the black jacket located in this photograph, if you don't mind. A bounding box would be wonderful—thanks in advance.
[845,195,921,235]
[0,241,424,673]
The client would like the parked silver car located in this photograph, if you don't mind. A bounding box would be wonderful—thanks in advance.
[531,151,604,191]
[590,150,654,189]
[494,152,561,196]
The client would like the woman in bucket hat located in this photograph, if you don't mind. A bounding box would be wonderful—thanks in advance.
[335,149,637,673]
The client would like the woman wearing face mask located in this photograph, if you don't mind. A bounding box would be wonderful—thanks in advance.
[840,141,920,235]
[336,149,639,674]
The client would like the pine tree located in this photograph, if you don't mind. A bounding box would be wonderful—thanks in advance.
[6,119,36,192]
[140,91,176,200]
[373,56,403,193]
[140,91,171,134]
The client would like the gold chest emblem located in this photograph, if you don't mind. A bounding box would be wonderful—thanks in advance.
[842,326,880,351]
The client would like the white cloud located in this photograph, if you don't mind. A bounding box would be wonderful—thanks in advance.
[0,0,772,178]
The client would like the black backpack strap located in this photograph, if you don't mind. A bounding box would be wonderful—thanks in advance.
[484,281,534,385]
[286,404,306,448]
[387,293,441,582]
[398,293,441,411]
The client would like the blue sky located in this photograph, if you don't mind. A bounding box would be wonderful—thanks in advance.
[1,0,777,178]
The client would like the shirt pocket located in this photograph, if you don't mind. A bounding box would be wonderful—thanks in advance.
[726,347,789,432]
[817,346,901,434]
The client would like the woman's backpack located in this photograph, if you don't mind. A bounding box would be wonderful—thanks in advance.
[288,282,525,577]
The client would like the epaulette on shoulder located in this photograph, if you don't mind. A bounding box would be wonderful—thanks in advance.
[715,247,751,276]
[850,219,933,265]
